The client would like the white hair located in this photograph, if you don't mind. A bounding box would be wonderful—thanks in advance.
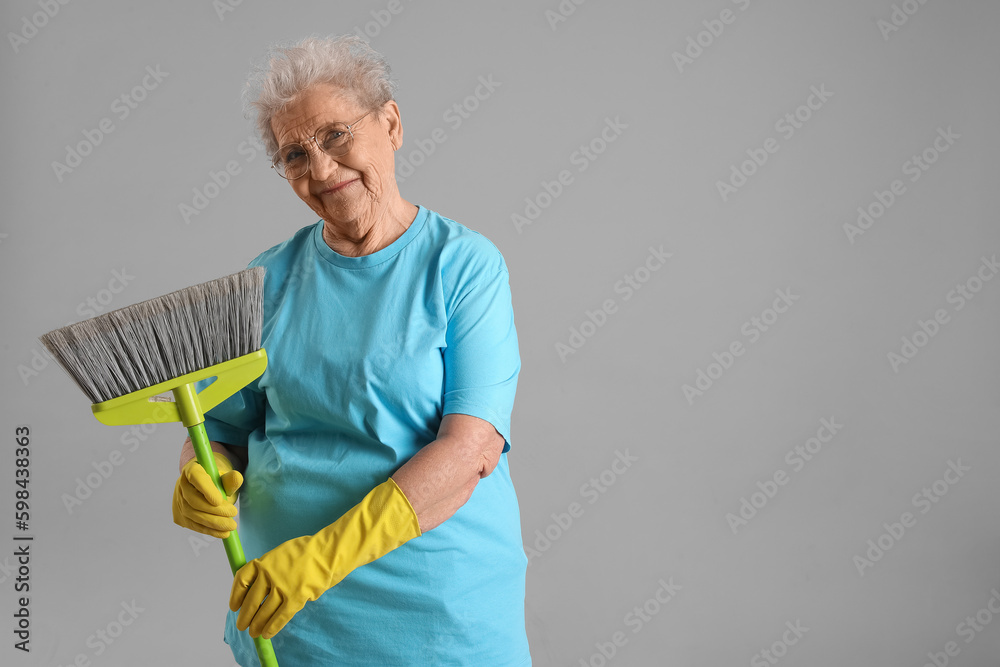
[242,34,398,155]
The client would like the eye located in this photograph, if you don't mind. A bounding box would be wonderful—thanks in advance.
[320,127,349,150]
[281,146,307,164]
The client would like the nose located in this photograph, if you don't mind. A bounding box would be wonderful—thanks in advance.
[305,142,340,181]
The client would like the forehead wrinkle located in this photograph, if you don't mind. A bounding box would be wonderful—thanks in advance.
[272,85,361,147]
[274,109,332,147]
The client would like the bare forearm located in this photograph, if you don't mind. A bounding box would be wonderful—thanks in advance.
[390,436,483,533]
[179,437,246,474]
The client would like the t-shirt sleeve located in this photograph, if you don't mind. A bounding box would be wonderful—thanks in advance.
[199,380,265,448]
[442,252,521,453]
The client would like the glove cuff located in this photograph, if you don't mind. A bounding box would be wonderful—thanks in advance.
[380,477,423,540]
[315,478,422,589]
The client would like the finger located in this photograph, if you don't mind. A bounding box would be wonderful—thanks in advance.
[180,481,237,518]
[187,511,237,535]
[248,590,283,639]
[178,496,237,533]
[172,494,234,537]
[192,525,232,539]
[236,574,272,633]
[230,561,258,612]
[178,521,231,539]
[184,464,225,506]
[221,470,244,497]
[261,599,303,640]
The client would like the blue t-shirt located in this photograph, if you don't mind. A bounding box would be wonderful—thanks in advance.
[201,205,531,666]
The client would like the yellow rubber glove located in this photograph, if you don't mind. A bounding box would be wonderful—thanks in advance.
[172,452,243,539]
[229,477,422,639]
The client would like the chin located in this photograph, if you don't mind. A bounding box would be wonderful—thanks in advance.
[319,201,367,227]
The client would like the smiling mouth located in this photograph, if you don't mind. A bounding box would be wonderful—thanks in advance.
[319,179,357,194]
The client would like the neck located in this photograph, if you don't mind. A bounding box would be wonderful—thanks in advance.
[322,197,418,257]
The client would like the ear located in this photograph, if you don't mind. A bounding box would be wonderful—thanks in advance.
[382,100,403,150]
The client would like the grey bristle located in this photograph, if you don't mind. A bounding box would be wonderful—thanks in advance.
[39,267,265,404]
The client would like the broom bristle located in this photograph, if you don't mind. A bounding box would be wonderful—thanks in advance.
[39,267,265,404]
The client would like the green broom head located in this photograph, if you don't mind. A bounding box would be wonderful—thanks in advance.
[39,267,265,405]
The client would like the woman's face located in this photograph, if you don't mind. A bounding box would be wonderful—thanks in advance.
[270,83,402,235]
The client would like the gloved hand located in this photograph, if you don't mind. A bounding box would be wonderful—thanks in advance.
[230,477,422,639]
[172,452,243,538]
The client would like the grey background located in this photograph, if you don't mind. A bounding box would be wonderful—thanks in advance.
[3,0,999,665]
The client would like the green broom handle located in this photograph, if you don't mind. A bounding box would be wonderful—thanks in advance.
[187,422,249,573]
[187,420,279,667]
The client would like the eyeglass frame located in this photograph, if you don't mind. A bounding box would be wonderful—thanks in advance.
[270,108,376,180]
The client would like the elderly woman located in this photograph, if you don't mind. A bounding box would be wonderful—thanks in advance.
[170,35,530,666]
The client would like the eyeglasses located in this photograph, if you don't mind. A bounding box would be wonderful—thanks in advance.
[270,109,375,180]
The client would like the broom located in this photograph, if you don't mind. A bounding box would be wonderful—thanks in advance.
[39,267,279,667]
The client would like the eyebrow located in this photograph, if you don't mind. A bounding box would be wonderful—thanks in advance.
[279,110,368,147]
[275,113,336,146]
